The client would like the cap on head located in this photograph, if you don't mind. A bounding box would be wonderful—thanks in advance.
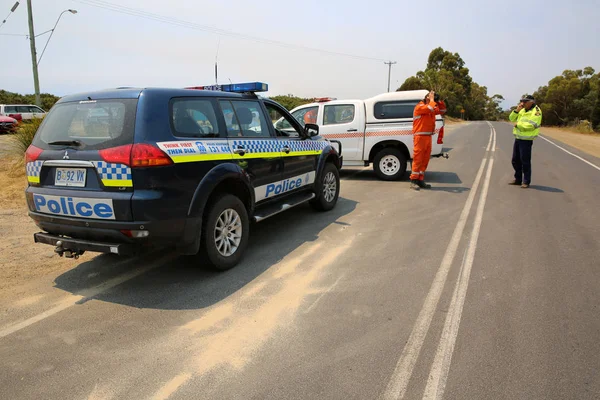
[520,94,535,103]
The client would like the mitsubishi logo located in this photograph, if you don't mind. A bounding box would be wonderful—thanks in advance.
[63,150,69,160]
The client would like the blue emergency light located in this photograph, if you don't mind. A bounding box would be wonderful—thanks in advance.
[186,82,268,93]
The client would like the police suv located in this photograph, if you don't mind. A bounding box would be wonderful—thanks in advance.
[24,82,342,270]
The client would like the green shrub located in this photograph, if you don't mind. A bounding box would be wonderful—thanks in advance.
[9,118,44,158]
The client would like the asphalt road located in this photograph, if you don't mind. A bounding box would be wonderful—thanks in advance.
[1,121,599,400]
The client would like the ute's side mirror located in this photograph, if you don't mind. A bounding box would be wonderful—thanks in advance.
[303,123,319,138]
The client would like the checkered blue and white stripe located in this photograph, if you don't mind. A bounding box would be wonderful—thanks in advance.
[231,139,327,154]
[231,140,280,154]
[92,161,132,181]
[26,161,43,178]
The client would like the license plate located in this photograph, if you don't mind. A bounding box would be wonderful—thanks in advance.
[55,168,86,187]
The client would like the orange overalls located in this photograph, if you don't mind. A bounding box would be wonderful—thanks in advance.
[410,100,446,181]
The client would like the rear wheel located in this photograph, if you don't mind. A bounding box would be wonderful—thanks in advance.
[373,147,407,181]
[201,194,249,271]
[310,163,340,211]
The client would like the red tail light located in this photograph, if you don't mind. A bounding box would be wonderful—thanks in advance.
[99,144,133,165]
[25,145,43,164]
[99,144,172,167]
[131,143,173,167]
[437,126,445,145]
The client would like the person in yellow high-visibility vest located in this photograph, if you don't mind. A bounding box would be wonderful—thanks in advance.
[508,94,542,188]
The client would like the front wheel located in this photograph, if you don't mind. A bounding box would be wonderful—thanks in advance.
[200,194,249,271]
[310,163,340,211]
[373,147,407,181]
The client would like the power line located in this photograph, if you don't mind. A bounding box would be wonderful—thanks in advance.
[0,1,20,30]
[74,0,388,62]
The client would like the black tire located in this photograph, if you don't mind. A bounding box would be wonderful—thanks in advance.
[373,147,407,181]
[310,162,340,211]
[200,194,249,271]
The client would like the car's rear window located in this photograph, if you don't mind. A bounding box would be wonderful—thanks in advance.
[33,99,137,150]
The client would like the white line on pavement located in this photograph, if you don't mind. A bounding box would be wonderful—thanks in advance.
[423,152,495,400]
[381,127,493,400]
[0,254,175,339]
[540,135,600,172]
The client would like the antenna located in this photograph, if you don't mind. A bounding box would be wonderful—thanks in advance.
[215,38,221,85]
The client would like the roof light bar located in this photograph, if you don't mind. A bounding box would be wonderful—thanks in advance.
[185,82,268,93]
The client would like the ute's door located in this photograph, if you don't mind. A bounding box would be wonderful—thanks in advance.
[318,101,363,161]
[220,99,282,203]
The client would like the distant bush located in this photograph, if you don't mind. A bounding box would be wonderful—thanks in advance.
[9,118,43,160]
[570,120,595,134]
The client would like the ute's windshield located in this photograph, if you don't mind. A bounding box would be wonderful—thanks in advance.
[33,99,137,150]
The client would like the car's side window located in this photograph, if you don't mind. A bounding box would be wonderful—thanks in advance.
[292,106,318,127]
[32,106,45,113]
[4,106,17,113]
[220,100,270,138]
[17,106,30,114]
[265,103,302,137]
[171,98,220,137]
[323,104,355,125]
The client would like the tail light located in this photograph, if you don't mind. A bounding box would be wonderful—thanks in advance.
[99,144,172,167]
[437,126,445,145]
[99,144,133,165]
[131,143,173,167]
[25,145,43,164]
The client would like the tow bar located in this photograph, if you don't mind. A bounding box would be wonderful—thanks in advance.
[54,240,85,259]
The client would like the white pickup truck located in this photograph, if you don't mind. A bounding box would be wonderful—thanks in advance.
[275,90,447,180]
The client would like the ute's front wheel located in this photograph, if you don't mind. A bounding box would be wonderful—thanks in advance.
[201,194,249,271]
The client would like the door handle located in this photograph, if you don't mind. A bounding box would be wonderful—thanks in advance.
[281,146,291,154]
[233,146,246,156]
[347,129,358,132]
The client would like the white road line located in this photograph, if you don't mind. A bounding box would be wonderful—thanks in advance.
[381,128,493,400]
[0,254,174,338]
[423,152,495,400]
[540,135,600,172]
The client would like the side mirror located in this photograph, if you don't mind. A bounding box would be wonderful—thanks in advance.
[303,123,319,138]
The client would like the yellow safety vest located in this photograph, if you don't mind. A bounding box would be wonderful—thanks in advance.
[509,106,542,140]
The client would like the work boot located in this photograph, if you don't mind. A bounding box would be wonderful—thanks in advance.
[410,180,420,191]
[508,179,522,185]
[521,183,530,188]
[417,180,432,189]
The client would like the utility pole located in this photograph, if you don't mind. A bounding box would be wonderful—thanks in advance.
[384,61,397,92]
[26,0,41,106]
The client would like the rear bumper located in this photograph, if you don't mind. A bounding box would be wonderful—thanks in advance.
[28,211,202,254]
[34,232,135,255]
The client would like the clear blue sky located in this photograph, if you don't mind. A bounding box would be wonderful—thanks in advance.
[1,0,598,108]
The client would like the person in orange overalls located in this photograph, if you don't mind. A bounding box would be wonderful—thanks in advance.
[410,90,446,190]
[303,108,317,125]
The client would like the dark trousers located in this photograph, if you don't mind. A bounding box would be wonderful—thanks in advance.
[512,139,533,184]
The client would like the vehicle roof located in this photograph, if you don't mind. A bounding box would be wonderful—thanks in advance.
[364,89,429,103]
[56,87,249,104]
[288,99,363,112]
[0,104,44,107]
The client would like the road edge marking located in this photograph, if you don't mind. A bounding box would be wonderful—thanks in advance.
[539,135,600,172]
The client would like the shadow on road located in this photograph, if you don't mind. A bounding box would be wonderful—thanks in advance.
[528,185,564,193]
[52,197,358,310]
